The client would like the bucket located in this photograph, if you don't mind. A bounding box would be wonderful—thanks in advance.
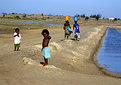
[78,34,81,38]
[74,17,78,21]
[65,16,69,21]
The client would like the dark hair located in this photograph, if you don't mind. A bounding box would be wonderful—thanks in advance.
[66,20,69,24]
[64,20,70,26]
[15,28,20,31]
[41,29,49,35]
[75,21,77,24]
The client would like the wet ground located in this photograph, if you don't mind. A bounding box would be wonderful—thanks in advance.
[97,28,121,74]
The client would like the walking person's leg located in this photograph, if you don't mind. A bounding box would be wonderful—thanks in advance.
[64,34,66,40]
[76,34,78,40]
[43,58,48,66]
[67,35,69,40]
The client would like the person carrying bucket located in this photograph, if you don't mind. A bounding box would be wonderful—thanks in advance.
[73,17,80,41]
[63,16,72,40]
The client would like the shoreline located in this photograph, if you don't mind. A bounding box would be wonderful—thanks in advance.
[93,27,121,78]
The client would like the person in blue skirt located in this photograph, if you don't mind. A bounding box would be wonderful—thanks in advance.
[41,29,51,66]
[73,20,80,41]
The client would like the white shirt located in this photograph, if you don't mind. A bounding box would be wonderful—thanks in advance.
[14,32,21,44]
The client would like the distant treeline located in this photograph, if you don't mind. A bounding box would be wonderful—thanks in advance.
[75,14,120,21]
[0,13,120,21]
[0,13,47,20]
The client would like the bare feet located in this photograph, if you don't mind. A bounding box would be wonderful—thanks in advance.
[43,63,48,66]
[17,49,19,51]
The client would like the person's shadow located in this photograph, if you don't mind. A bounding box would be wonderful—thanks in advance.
[70,38,79,41]
[70,38,75,41]
[40,62,44,65]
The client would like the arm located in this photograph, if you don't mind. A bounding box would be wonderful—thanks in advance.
[19,34,21,39]
[42,38,49,49]
[13,33,19,37]
[69,24,71,31]
[73,25,74,30]
[63,24,65,30]
[63,26,65,30]
[13,35,17,37]
[79,25,80,33]
[69,24,71,28]
[13,33,17,37]
[17,33,19,37]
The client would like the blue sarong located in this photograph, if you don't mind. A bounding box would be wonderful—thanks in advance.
[42,47,51,59]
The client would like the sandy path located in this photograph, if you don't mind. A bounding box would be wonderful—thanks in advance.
[0,25,121,85]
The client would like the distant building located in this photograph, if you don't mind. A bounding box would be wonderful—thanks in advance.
[109,17,115,20]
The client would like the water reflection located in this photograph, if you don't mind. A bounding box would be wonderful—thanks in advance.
[97,28,121,73]
[0,20,62,25]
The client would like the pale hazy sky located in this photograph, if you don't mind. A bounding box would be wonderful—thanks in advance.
[0,0,121,18]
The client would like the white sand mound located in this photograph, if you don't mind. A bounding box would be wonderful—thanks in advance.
[34,45,42,49]
[23,57,58,69]
[23,57,42,66]
[49,42,61,52]
[44,65,57,69]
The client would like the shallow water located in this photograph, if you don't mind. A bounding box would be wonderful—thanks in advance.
[0,20,62,25]
[0,25,4,26]
[97,28,121,73]
[0,31,12,34]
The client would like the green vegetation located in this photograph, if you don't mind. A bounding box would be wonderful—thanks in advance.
[81,14,86,18]
[11,13,17,15]
[90,14,101,21]
[74,14,103,21]
[2,13,7,17]
[74,14,80,17]
[22,14,27,19]
[85,16,89,21]
[14,16,21,19]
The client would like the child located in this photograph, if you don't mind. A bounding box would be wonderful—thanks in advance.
[73,21,80,41]
[41,29,51,66]
[13,28,21,51]
[63,21,71,40]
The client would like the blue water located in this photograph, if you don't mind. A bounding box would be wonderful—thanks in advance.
[0,20,62,25]
[97,28,121,73]
[0,25,4,26]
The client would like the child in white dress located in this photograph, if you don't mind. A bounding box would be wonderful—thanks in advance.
[13,28,21,51]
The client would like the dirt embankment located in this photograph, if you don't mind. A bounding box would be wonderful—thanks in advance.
[0,25,121,85]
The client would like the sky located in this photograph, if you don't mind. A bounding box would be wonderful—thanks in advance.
[0,0,121,18]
